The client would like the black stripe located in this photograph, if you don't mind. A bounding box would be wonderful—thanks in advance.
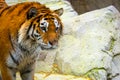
[7,3,22,14]
[27,21,33,34]
[26,15,42,38]
[26,35,30,39]
[44,13,53,17]
[34,15,42,21]
[8,31,15,51]
[34,34,40,37]
[38,37,41,40]
[43,13,49,17]
[0,6,10,16]
[17,4,30,16]
[7,66,17,70]
[31,24,36,38]
[9,51,19,65]
[13,73,16,78]
[37,18,40,22]
[37,15,42,18]
[7,6,17,14]
[21,69,32,76]
[19,44,29,52]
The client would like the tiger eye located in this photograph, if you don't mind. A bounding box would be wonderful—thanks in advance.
[51,18,55,20]
[44,18,48,20]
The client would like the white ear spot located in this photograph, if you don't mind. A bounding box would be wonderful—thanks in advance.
[54,18,60,32]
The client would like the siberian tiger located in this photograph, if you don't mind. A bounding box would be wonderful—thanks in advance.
[0,1,63,80]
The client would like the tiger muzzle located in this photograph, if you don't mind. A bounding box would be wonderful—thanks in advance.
[48,32,59,47]
[49,40,58,46]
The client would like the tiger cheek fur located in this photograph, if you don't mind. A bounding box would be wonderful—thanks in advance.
[0,2,63,80]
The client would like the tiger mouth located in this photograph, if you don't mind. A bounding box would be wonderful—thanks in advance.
[40,42,58,50]
[41,46,56,50]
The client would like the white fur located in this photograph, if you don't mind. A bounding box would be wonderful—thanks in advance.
[40,18,49,32]
[54,18,60,28]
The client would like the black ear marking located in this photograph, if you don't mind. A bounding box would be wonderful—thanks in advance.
[27,7,38,19]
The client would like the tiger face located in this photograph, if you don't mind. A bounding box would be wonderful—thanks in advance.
[18,7,63,49]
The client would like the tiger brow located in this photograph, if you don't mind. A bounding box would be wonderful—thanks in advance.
[43,13,49,17]
[43,13,53,17]
[51,18,55,20]
[35,15,42,22]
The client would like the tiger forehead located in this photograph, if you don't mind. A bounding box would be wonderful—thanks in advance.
[34,14,58,23]
[43,14,56,20]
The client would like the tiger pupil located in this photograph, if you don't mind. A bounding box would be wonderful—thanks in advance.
[56,27,59,31]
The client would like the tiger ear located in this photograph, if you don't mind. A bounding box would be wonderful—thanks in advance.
[27,7,38,19]
[54,8,63,16]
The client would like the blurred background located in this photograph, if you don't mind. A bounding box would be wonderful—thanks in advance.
[68,0,120,14]
[1,0,120,14]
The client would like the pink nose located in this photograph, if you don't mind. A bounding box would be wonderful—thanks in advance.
[49,40,58,46]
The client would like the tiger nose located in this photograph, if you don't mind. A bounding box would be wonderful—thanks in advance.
[49,40,58,46]
[48,32,58,45]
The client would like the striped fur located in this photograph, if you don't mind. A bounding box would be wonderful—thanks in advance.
[0,1,63,80]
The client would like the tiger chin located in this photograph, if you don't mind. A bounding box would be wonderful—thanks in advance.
[0,1,63,80]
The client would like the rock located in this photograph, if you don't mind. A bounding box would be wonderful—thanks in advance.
[34,73,90,80]
[56,6,120,80]
[111,56,120,80]
[36,6,120,80]
[84,69,107,80]
[16,73,90,80]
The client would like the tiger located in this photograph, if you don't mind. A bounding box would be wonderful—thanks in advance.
[0,1,63,80]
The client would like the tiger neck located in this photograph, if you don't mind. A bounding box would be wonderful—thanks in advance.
[6,34,41,70]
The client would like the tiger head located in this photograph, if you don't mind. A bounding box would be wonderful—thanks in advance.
[19,7,63,49]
